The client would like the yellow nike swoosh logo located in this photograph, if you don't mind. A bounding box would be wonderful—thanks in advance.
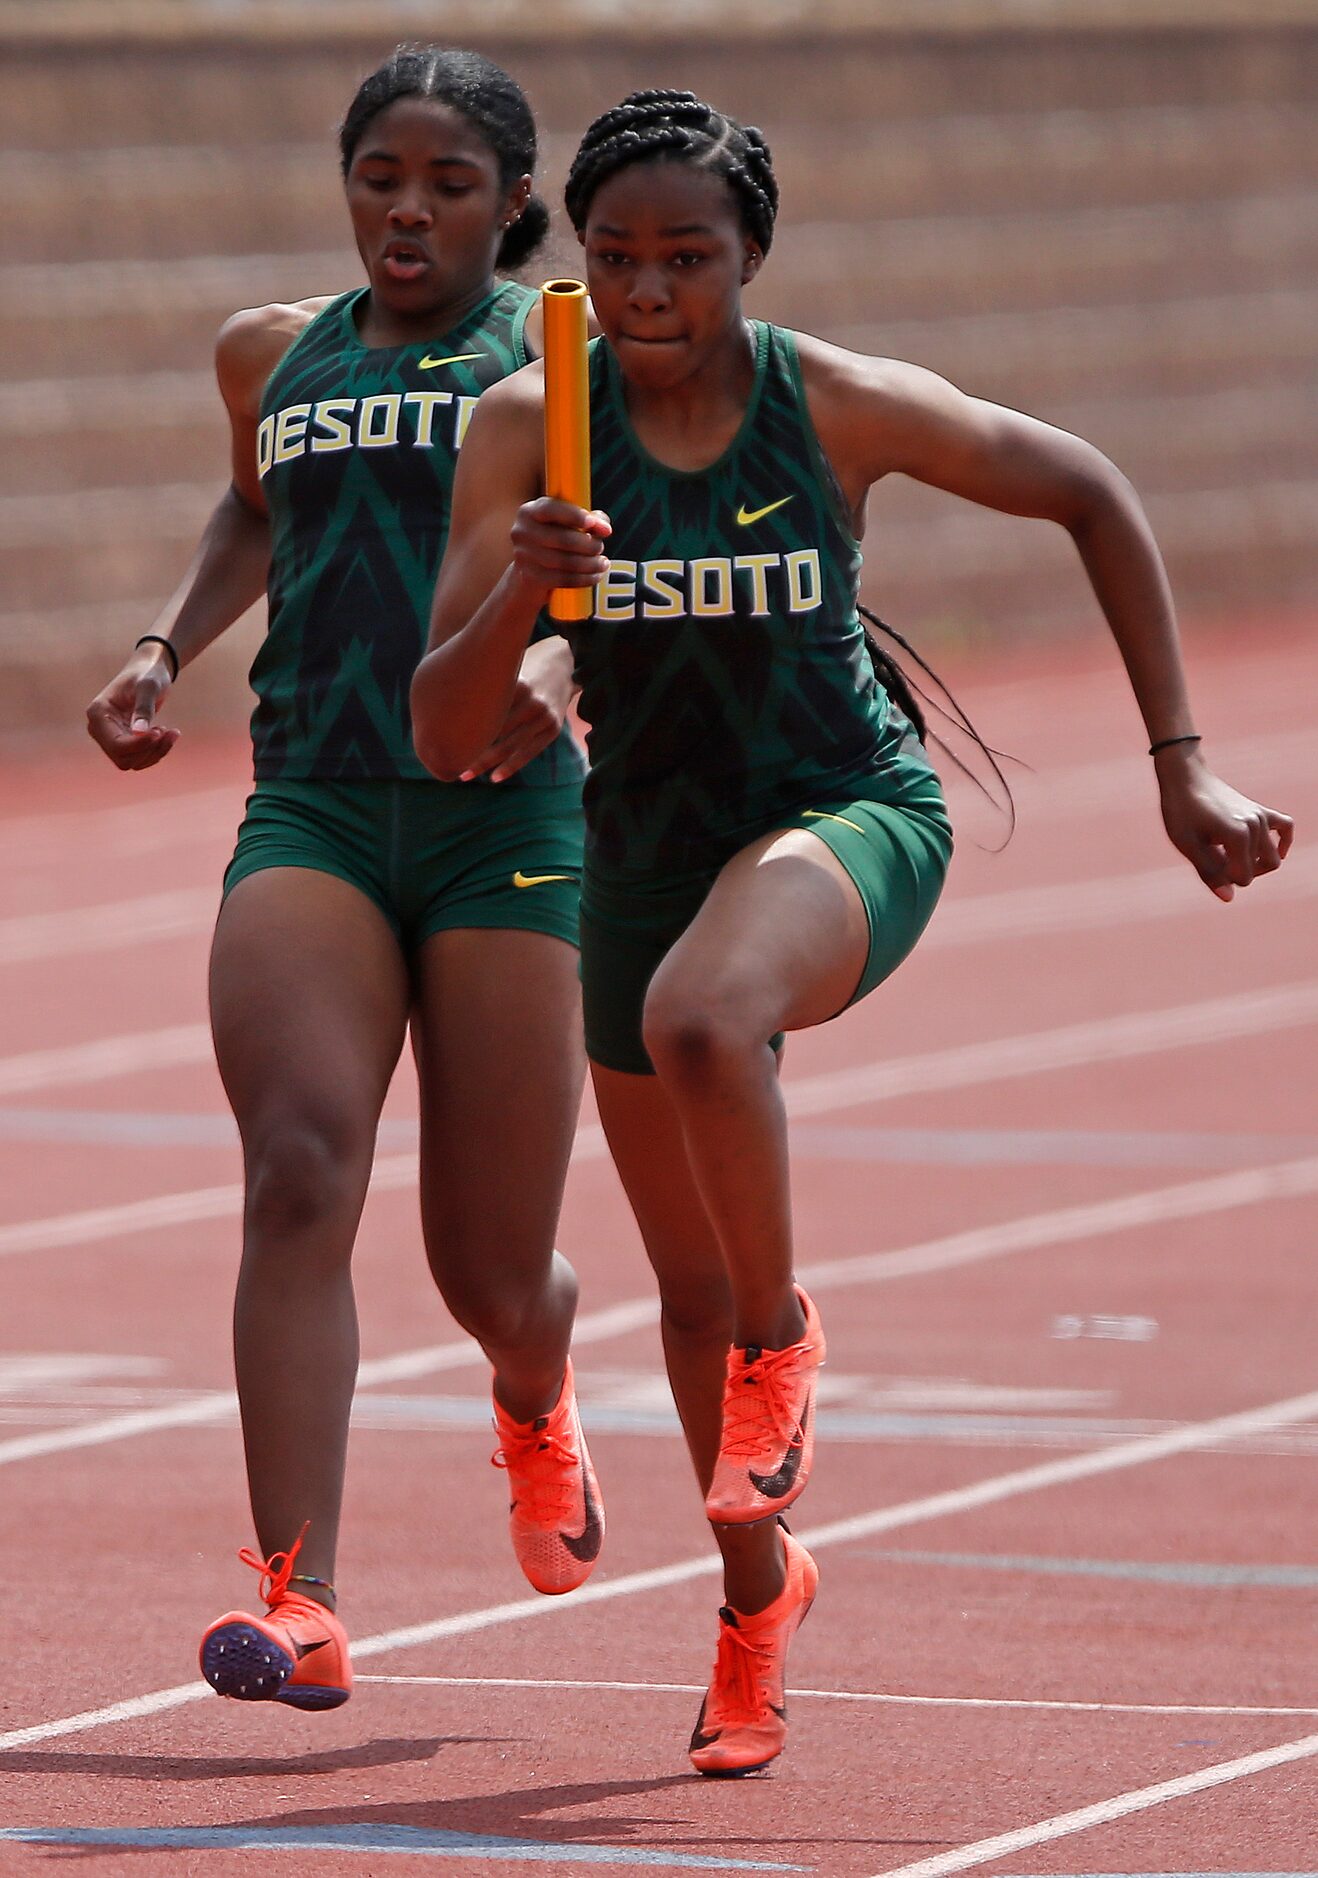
[418,351,483,370]
[803,809,866,834]
[512,871,577,889]
[736,496,793,526]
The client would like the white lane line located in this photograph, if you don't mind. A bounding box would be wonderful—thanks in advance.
[1001,725,1317,822]
[866,1731,1318,1878]
[0,1297,658,1469]
[0,1026,211,1099]
[3,786,243,865]
[3,894,1313,1094]
[800,1155,1318,1289]
[0,1180,248,1259]
[357,1674,1318,1720]
[0,887,218,966]
[926,849,1318,948]
[2,1155,1316,1469]
[0,1683,205,1750]
[2,1383,1315,1752]
[4,825,1314,974]
[783,980,1318,1118]
[5,978,1318,1260]
[0,719,1307,860]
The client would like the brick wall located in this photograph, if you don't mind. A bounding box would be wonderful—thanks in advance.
[1,11,1314,732]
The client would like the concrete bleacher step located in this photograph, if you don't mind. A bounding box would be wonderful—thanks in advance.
[752,103,1318,224]
[5,168,1313,379]
[867,474,1318,641]
[765,189,1318,324]
[8,467,1311,686]
[0,484,215,614]
[4,102,1315,262]
[4,450,1314,611]
[0,249,358,380]
[0,372,227,495]
[3,366,1314,504]
[4,25,1312,150]
[827,285,1318,402]
[1,17,1312,729]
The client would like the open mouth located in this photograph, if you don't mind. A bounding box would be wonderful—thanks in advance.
[381,240,430,283]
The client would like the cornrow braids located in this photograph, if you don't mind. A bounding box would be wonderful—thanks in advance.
[565,89,779,254]
[339,45,548,270]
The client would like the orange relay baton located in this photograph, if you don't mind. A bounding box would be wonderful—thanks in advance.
[541,279,593,623]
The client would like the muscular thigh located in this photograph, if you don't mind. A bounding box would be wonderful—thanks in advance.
[410,927,584,1268]
[653,827,870,1038]
[210,867,410,1152]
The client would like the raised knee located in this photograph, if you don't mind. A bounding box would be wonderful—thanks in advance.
[642,983,756,1085]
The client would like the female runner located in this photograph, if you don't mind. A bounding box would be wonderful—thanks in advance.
[86,47,603,1713]
[410,90,1292,1772]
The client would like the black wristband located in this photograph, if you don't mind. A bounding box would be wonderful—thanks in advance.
[1148,733,1201,757]
[135,635,179,682]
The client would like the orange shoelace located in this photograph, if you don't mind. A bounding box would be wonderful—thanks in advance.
[236,1520,310,1607]
[707,1614,779,1729]
[491,1423,579,1526]
[719,1341,811,1461]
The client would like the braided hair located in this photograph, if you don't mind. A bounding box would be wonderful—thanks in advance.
[567,91,1014,835]
[565,89,779,254]
[339,46,549,270]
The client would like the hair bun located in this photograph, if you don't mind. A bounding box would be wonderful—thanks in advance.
[497,193,550,271]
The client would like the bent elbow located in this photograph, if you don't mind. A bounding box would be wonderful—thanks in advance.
[412,735,464,784]
[410,709,468,782]
[1066,453,1141,537]
[410,664,460,780]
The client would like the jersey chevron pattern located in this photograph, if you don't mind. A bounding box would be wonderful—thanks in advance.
[567,322,917,872]
[252,282,582,785]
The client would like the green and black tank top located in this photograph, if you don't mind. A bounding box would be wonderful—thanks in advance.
[566,321,932,873]
[252,280,583,786]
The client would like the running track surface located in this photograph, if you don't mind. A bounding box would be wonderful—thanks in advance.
[0,623,1314,1877]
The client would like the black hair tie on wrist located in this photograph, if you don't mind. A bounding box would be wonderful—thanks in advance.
[135,634,179,682]
[1148,733,1201,757]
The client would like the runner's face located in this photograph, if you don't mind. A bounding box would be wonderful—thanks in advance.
[581,160,762,388]
[344,98,529,315]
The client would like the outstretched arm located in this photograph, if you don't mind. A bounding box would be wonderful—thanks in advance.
[411,373,609,781]
[806,344,1293,896]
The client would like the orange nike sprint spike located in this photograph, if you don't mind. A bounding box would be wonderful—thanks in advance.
[689,1525,819,1776]
[199,1526,351,1711]
[705,1286,826,1525]
[492,1358,604,1595]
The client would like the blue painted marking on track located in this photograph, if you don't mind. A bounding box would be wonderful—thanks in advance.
[863,1549,1318,1588]
[0,1825,806,1868]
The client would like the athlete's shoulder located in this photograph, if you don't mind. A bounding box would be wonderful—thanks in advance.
[215,296,341,418]
[788,328,922,400]
[788,329,966,469]
[473,355,545,419]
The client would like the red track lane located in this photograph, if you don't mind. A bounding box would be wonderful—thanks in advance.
[0,622,1315,1876]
